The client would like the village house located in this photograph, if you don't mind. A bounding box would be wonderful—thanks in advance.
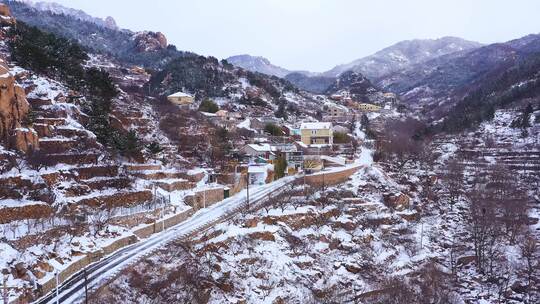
[272,143,304,172]
[323,103,353,123]
[383,92,398,104]
[167,92,194,105]
[357,103,381,112]
[300,122,333,146]
[240,144,275,161]
[327,103,349,117]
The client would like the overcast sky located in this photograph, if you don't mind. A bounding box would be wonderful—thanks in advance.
[40,0,540,72]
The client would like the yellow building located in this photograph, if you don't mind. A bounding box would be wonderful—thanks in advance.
[167,92,194,105]
[300,122,333,145]
[357,103,381,112]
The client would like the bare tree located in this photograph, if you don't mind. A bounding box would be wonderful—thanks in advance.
[487,164,528,243]
[377,118,427,171]
[88,208,113,237]
[520,234,538,302]
[442,158,464,212]
[467,187,499,274]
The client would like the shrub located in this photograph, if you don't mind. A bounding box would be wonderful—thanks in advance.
[274,156,288,179]
[198,98,219,113]
[112,130,142,159]
[146,141,164,155]
[333,131,350,144]
[264,123,283,136]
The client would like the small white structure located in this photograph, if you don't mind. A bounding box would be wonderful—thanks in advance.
[248,165,270,185]
[167,92,194,105]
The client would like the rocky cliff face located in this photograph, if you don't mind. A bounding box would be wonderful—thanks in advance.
[325,70,383,102]
[104,16,118,30]
[0,3,16,26]
[0,59,37,153]
[0,5,37,153]
[134,31,168,52]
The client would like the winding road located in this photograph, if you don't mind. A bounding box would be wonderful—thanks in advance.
[33,176,297,304]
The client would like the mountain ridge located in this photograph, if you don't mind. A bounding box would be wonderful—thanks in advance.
[323,36,483,79]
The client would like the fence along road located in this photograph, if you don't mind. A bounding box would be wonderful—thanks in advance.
[34,176,296,304]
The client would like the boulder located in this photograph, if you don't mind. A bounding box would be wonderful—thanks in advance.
[344,263,362,274]
[383,192,410,211]
[248,231,275,242]
[10,128,39,153]
[457,255,476,266]
[13,262,27,279]
[134,31,167,52]
[244,218,259,228]
[0,4,16,26]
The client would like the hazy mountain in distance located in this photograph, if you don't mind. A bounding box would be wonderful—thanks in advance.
[283,72,335,94]
[226,54,292,78]
[377,34,540,102]
[324,36,483,79]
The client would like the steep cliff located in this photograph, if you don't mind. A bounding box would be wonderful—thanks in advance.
[0,57,37,153]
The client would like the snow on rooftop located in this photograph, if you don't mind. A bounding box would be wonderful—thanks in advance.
[300,122,332,130]
[168,92,193,98]
[247,165,268,173]
[246,143,272,152]
[200,111,218,117]
[236,118,253,131]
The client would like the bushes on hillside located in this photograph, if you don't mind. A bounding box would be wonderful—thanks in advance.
[198,98,219,113]
[333,132,350,144]
[274,156,288,179]
[147,55,235,98]
[264,123,283,136]
[439,53,540,133]
[9,22,144,159]
[9,22,88,87]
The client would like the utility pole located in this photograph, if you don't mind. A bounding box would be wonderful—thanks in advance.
[2,270,8,304]
[55,271,59,304]
[84,268,88,304]
[420,220,424,249]
[203,188,206,209]
[246,172,250,210]
[303,171,306,195]
[161,207,165,231]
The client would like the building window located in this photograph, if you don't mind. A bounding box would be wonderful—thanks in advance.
[311,130,317,135]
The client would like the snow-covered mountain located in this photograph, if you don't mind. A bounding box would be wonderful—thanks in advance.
[17,0,118,29]
[226,54,292,78]
[323,36,482,79]
[374,33,540,130]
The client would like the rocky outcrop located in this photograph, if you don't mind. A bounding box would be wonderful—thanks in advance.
[104,16,118,30]
[10,128,39,153]
[0,60,37,153]
[383,192,410,211]
[0,3,16,26]
[133,31,167,52]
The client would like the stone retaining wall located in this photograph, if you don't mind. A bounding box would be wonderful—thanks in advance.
[0,204,53,224]
[34,207,195,303]
[185,187,224,209]
[304,165,361,188]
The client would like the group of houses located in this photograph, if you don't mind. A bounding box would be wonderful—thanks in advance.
[166,90,397,185]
